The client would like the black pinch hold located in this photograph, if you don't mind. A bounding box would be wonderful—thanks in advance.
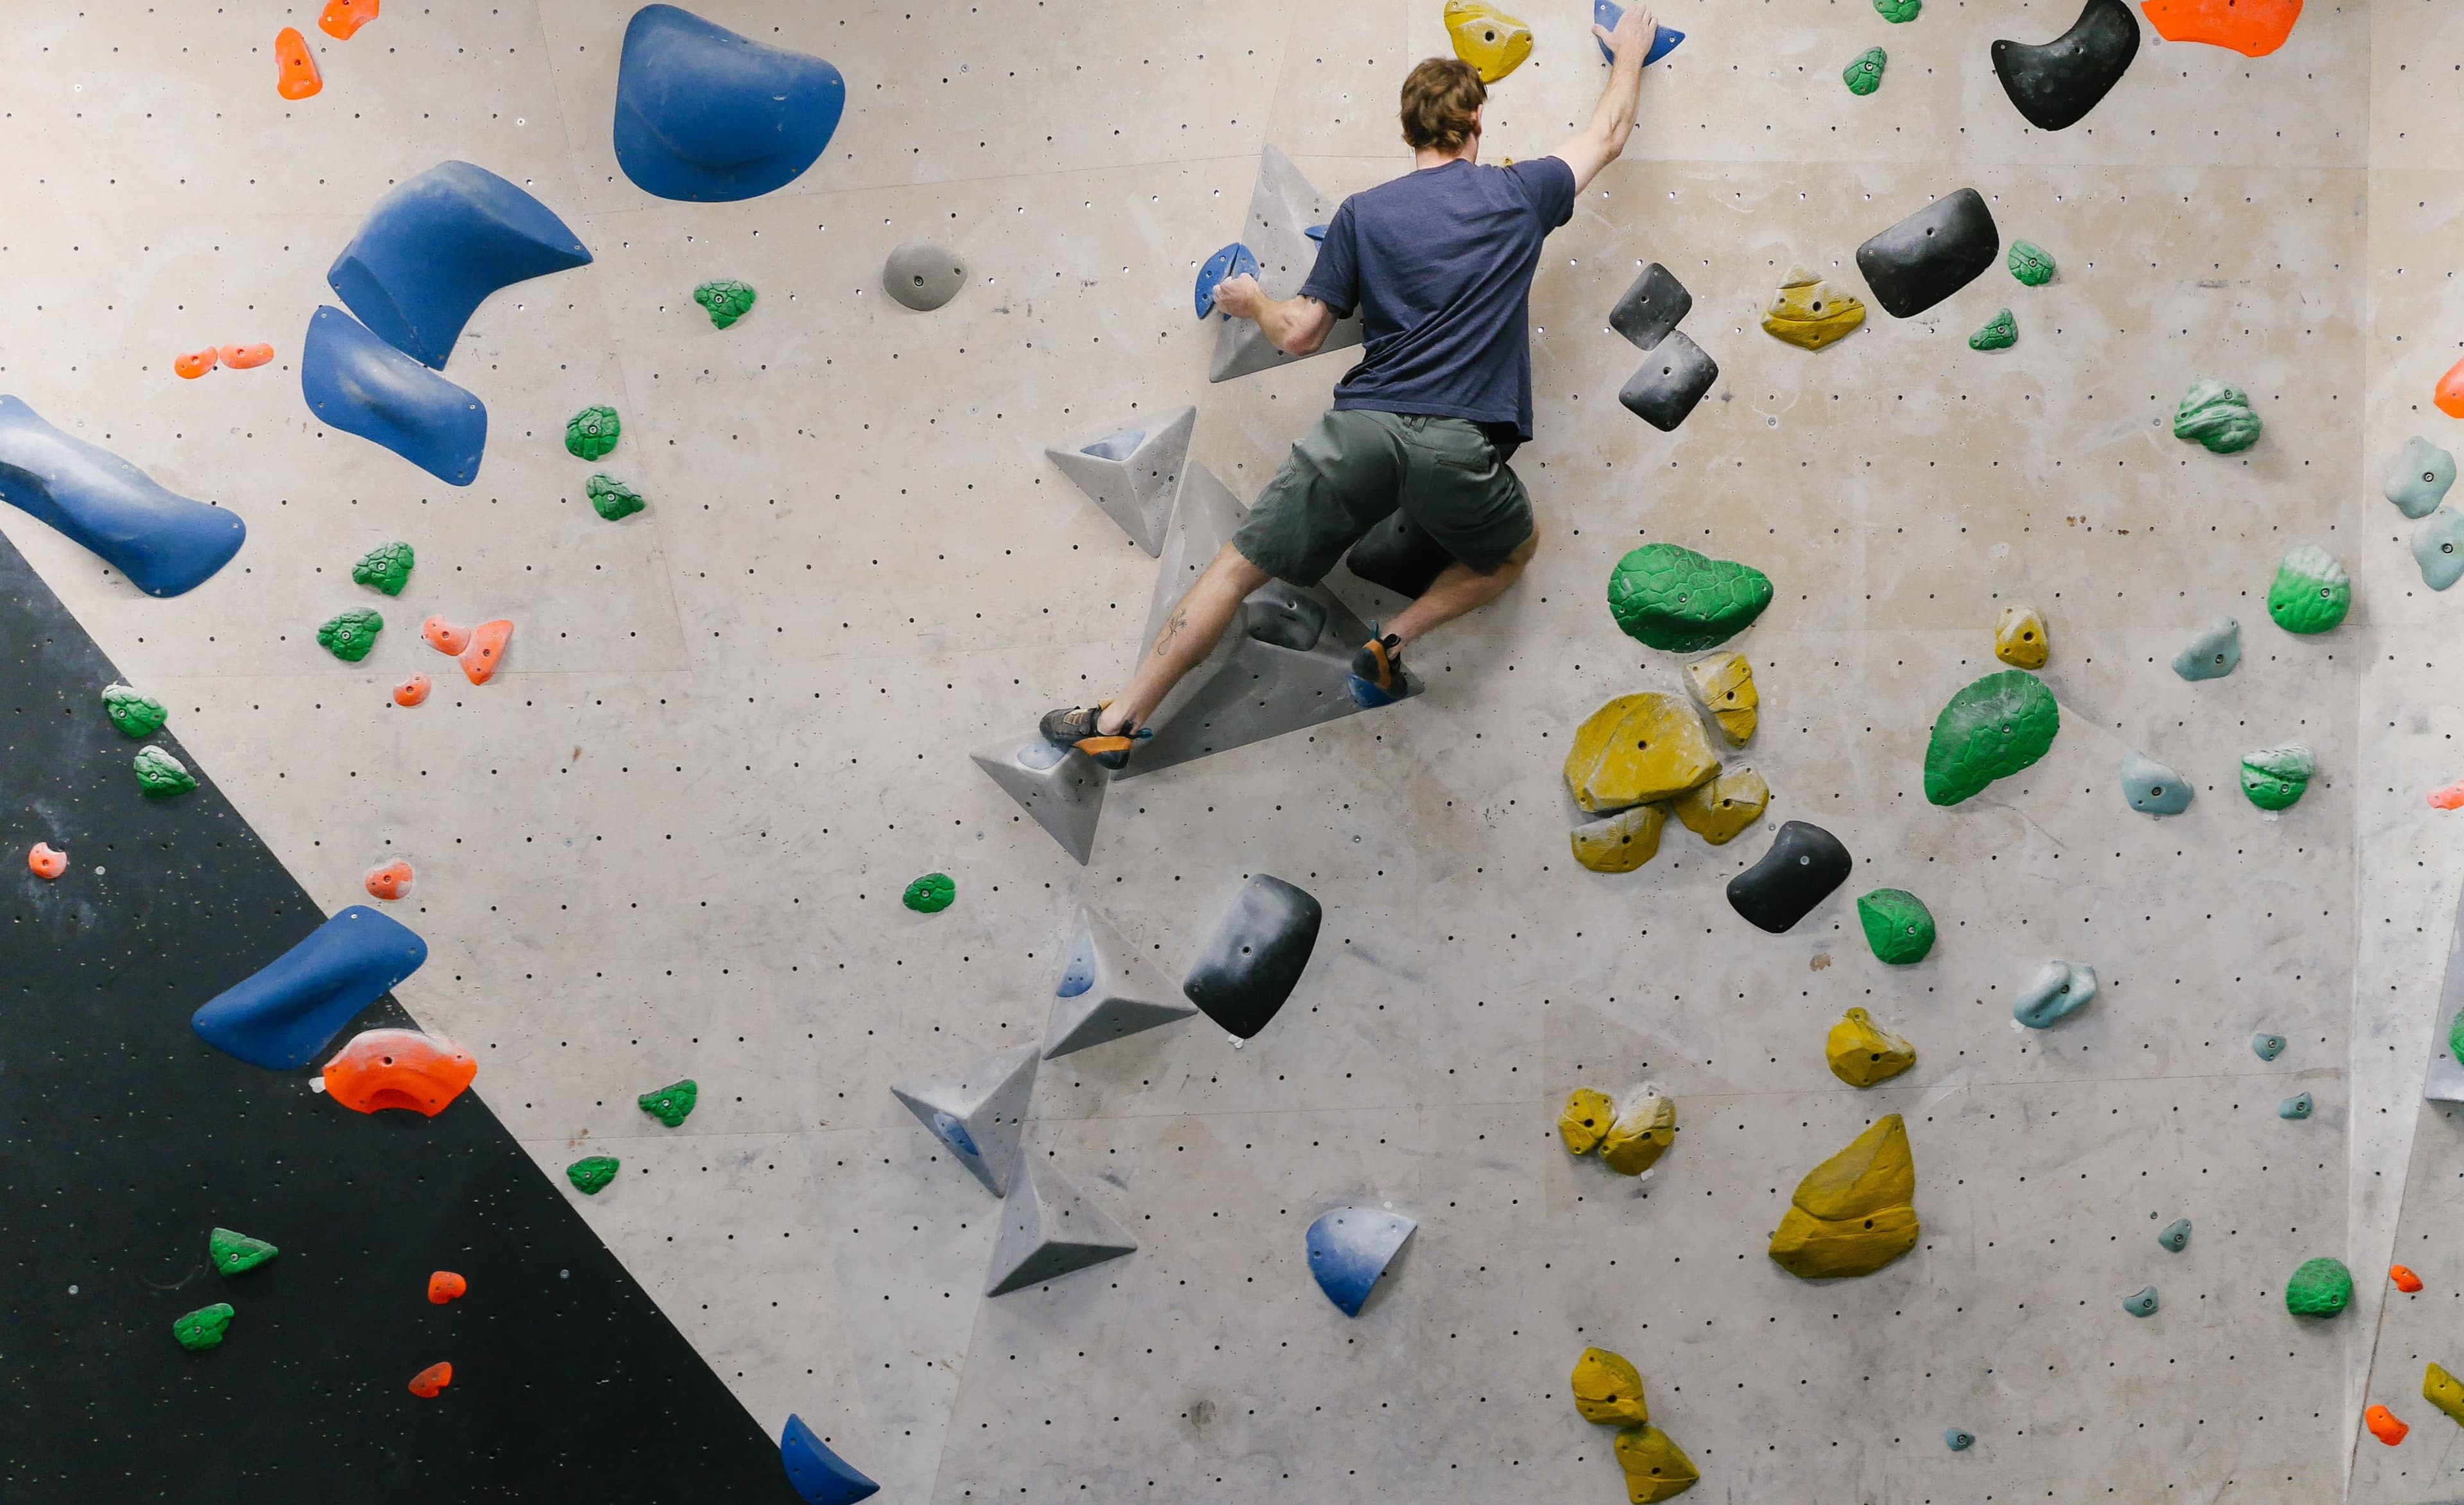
[1183,874,1323,1039]
[1609,262,1693,352]
[1991,0,2140,133]
[1240,582,1328,652]
[1853,188,2001,320]
[1725,821,1854,934]
[1617,329,1719,432]
[1344,511,1458,600]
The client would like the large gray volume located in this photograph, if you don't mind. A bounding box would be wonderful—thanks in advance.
[1044,406,1194,557]
[1183,874,1323,1039]
[1044,905,1197,1058]
[889,1042,1039,1196]
[884,241,968,311]
[983,1151,1138,1296]
[971,735,1108,864]
[1210,147,1365,383]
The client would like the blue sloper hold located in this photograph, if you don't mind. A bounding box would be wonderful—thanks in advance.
[1306,1207,1417,1317]
[302,307,488,486]
[191,906,429,1069]
[779,1415,879,1505]
[1195,243,1260,319]
[327,161,592,370]
[1182,874,1322,1039]
[1593,0,1684,65]
[0,394,245,597]
[614,5,847,203]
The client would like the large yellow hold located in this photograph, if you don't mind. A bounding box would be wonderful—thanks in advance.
[1761,266,1867,351]
[1613,1424,1700,1502]
[1670,767,1768,846]
[1565,694,1720,814]
[1599,1087,1677,1174]
[1444,0,1534,82]
[1572,803,1667,872]
[1825,1008,1915,1088]
[2426,1362,2464,1427]
[1684,653,1757,744]
[1767,1114,1919,1278]
[1559,1087,1614,1155]
[1571,1346,1648,1425]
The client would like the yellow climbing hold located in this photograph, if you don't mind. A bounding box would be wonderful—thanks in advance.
[1825,1008,1915,1088]
[1683,652,1757,744]
[1613,1424,1700,1502]
[1760,266,1867,352]
[1572,1346,1649,1426]
[2427,1362,2464,1427]
[1994,603,2050,669]
[1670,766,1768,846]
[1768,1114,1919,1278]
[1572,803,1668,873]
[1444,0,1533,83]
[1599,1087,1677,1175]
[1565,693,1720,814]
[1559,1087,1615,1155]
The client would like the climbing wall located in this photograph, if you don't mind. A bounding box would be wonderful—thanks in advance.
[6,1,2457,1501]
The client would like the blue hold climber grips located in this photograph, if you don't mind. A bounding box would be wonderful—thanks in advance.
[1195,243,1261,320]
[1306,1206,1417,1317]
[1594,0,1685,65]
[327,160,592,370]
[301,306,489,486]
[0,394,246,597]
[614,5,848,203]
[191,905,429,1071]
[780,1414,880,1504]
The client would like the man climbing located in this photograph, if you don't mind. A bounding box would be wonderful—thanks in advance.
[1042,3,1660,768]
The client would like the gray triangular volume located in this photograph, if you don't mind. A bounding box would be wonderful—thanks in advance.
[1044,905,1195,1058]
[1044,406,1194,557]
[984,1152,1138,1296]
[1209,146,1365,383]
[889,1043,1040,1196]
[971,735,1107,864]
[1120,463,1417,779]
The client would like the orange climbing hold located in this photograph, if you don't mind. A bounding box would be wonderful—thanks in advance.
[321,1028,477,1117]
[2393,1264,2426,1293]
[407,1361,452,1398]
[363,859,413,901]
[274,28,323,100]
[28,843,67,880]
[2138,0,2302,58]
[393,673,431,709]
[427,1270,466,1304]
[2439,357,2464,420]
[218,343,275,370]
[318,0,380,41]
[422,616,470,655]
[175,348,218,379]
[2366,1404,2409,1445]
[2431,781,2464,811]
[459,619,512,685]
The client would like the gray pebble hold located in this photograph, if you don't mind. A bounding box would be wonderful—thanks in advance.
[2171,616,2240,681]
[2385,435,2456,519]
[2120,750,2192,816]
[884,241,969,311]
[2413,508,2464,591]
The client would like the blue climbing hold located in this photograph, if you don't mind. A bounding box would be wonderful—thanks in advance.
[1305,1206,1416,1318]
[301,307,488,486]
[0,394,245,597]
[2279,1092,2313,1120]
[1195,243,1260,319]
[613,6,848,203]
[1056,930,1097,998]
[1304,223,1328,242]
[1944,1428,1974,1451]
[779,1414,880,1504]
[327,160,592,370]
[191,905,429,1071]
[2252,1031,2286,1062]
[1593,0,1685,64]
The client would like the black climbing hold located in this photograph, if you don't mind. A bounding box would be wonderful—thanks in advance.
[1616,329,1718,432]
[1609,262,1693,352]
[1344,511,1457,599]
[1991,0,2140,133]
[1854,189,2001,319]
[1726,821,1853,934]
[1182,874,1322,1039]
[1242,583,1328,652]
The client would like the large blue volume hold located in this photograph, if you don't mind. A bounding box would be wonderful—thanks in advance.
[1593,0,1684,64]
[779,1415,880,1504]
[191,906,429,1070]
[301,307,488,486]
[614,6,848,203]
[0,395,245,597]
[327,160,592,370]
[1306,1207,1417,1317]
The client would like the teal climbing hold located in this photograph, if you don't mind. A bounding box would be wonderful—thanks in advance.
[694,279,758,329]
[638,1079,698,1126]
[351,541,415,596]
[2014,959,2097,1028]
[2279,1092,2313,1120]
[1922,669,2060,806]
[2007,241,2057,286]
[1844,47,1887,94]
[134,746,197,797]
[2173,379,2262,454]
[2284,1257,2352,1317]
[1944,1427,1972,1451]
[102,682,167,739]
[565,404,621,460]
[2413,510,2464,591]
[2119,750,2191,815]
[2252,1032,2286,1062]
[175,1302,235,1350]
[2123,1286,2158,1318]
[209,1226,279,1277]
[586,474,646,521]
[317,608,384,662]
[1855,888,1935,965]
[1968,308,2018,350]
[2385,436,2455,519]
[2171,617,2240,680]
[902,872,956,913]
[2266,546,2350,633]
[2159,1217,2190,1253]
[2239,744,2314,811]
[567,1155,620,1195]
[1606,544,1774,652]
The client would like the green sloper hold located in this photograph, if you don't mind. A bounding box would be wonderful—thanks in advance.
[2007,241,2056,286]
[174,1303,234,1351]
[638,1079,697,1127]
[1844,47,1886,95]
[2239,744,2315,811]
[1968,308,2017,351]
[2266,545,2350,634]
[316,607,383,662]
[2173,379,2262,454]
[1922,670,2059,807]
[350,541,415,596]
[565,404,621,461]
[1856,888,1936,964]
[903,872,956,913]
[134,746,198,797]
[1607,544,1774,653]
[567,1155,620,1195]
[694,279,757,330]
[209,1226,278,1277]
[586,474,645,522]
[1874,0,1920,19]
[2285,1257,2353,1318]
[101,682,167,739]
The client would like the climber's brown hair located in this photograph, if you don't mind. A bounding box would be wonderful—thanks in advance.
[1399,57,1487,154]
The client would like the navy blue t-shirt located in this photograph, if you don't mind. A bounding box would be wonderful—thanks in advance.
[1297,155,1577,443]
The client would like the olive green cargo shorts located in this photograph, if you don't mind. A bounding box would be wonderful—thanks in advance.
[1229,409,1535,587]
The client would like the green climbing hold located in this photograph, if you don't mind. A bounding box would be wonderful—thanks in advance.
[638,1079,698,1127]
[586,474,646,522]
[101,683,167,739]
[174,1302,234,1351]
[2284,1257,2353,1318]
[567,1155,620,1195]
[1855,888,1936,965]
[350,541,415,596]
[316,607,384,662]
[903,872,957,913]
[1874,0,1921,20]
[694,279,758,330]
[2266,545,2351,635]
[1606,544,1774,653]
[209,1226,279,1276]
[2007,241,2056,286]
[2239,744,2315,811]
[2173,379,2263,454]
[1922,669,2060,807]
[133,745,198,797]
[565,404,621,461]
[1844,47,1886,94]
[1968,308,2017,351]
[2449,1011,2464,1069]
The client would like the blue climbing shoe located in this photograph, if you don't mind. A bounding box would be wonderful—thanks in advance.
[1348,632,1404,707]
